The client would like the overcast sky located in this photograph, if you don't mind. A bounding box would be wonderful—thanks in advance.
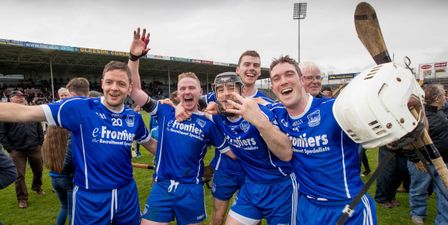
[0,0,446,74]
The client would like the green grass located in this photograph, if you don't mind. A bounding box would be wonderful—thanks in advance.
[0,113,438,224]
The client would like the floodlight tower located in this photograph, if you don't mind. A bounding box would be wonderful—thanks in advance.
[293,2,307,63]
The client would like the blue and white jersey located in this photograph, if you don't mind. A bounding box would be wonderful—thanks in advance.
[269,96,363,201]
[206,89,274,174]
[211,104,293,182]
[145,102,230,184]
[42,97,151,190]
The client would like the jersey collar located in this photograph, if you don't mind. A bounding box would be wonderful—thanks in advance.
[289,94,313,120]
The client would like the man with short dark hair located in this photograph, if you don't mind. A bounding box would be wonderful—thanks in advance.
[268,55,377,225]
[0,90,44,209]
[203,50,273,225]
[0,61,153,224]
[321,86,333,98]
[66,77,90,97]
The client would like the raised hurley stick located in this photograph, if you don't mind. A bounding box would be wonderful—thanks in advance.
[355,1,448,190]
[337,2,447,225]
[355,2,391,65]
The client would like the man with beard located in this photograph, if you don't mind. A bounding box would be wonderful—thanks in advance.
[202,50,274,225]
[207,71,297,225]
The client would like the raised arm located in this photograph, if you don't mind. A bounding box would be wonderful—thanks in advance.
[0,103,46,123]
[128,27,151,107]
[226,93,292,161]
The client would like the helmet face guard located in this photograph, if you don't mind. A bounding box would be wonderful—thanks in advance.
[212,72,243,116]
[333,62,425,148]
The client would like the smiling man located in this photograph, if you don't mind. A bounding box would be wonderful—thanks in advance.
[128,28,233,225]
[267,55,377,225]
[207,72,296,225]
[202,51,274,225]
[299,61,323,98]
[0,61,153,225]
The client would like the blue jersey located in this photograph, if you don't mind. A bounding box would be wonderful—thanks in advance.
[269,96,364,201]
[146,102,229,184]
[206,89,273,173]
[42,97,150,190]
[211,105,293,182]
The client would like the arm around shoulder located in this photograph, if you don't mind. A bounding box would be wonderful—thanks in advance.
[0,103,46,123]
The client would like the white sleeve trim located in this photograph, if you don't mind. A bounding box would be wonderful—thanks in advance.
[219,146,231,154]
[41,105,56,126]
[137,134,152,144]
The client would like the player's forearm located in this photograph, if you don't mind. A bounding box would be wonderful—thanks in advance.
[142,139,157,155]
[257,120,292,161]
[128,59,154,107]
[224,149,237,160]
[0,103,46,123]
[128,59,142,90]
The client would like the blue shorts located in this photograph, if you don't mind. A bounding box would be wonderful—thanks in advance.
[72,180,140,225]
[212,169,245,201]
[229,174,298,225]
[142,180,206,225]
[297,193,377,225]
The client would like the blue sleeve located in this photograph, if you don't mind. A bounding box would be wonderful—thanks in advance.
[259,104,276,123]
[211,114,223,124]
[206,122,229,153]
[153,102,174,117]
[134,114,151,144]
[43,98,84,131]
[261,96,275,104]
[206,92,216,104]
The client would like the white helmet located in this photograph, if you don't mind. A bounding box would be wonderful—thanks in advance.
[333,62,424,148]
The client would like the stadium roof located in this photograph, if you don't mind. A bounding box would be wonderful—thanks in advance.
[0,38,270,84]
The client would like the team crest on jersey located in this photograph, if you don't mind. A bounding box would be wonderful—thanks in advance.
[307,110,321,127]
[125,114,135,127]
[239,121,250,133]
[280,118,289,128]
[197,119,206,128]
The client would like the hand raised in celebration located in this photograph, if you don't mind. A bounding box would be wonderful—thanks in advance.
[225,92,266,127]
[130,27,151,58]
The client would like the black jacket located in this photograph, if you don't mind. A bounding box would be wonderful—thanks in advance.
[407,105,448,163]
[0,121,44,152]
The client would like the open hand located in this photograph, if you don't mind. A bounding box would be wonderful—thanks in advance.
[130,27,151,57]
